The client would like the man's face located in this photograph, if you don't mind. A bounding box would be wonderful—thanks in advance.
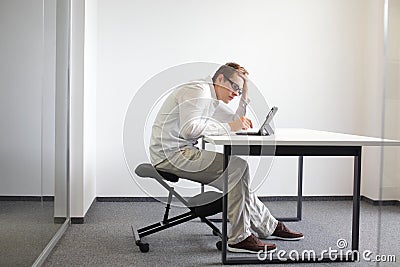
[215,73,244,104]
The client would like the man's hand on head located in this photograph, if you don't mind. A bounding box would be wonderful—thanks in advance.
[240,75,249,100]
[229,116,253,131]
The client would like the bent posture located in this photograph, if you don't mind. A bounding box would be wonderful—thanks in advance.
[150,62,303,253]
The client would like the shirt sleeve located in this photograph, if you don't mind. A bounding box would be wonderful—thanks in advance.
[176,85,231,139]
[235,96,250,118]
[212,96,250,123]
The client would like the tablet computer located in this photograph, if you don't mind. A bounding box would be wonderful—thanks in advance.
[235,106,278,136]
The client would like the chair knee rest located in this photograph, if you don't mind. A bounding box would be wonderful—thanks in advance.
[135,163,222,217]
[188,191,222,217]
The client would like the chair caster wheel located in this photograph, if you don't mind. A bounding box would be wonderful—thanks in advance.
[212,230,219,236]
[216,241,222,251]
[137,242,150,253]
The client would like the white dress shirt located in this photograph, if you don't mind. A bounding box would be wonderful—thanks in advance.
[150,77,248,165]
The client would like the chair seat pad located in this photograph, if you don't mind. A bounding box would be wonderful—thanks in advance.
[135,163,179,182]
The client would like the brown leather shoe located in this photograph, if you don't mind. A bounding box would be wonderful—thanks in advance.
[228,234,277,253]
[267,221,304,241]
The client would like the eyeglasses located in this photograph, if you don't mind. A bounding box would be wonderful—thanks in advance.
[223,75,242,95]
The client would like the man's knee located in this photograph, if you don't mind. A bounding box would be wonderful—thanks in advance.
[230,156,249,170]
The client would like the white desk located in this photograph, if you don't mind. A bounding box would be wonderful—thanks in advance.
[204,128,400,146]
[204,128,400,264]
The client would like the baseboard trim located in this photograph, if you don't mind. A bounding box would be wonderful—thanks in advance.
[71,217,85,224]
[96,195,356,202]
[70,197,97,224]
[258,195,354,202]
[96,195,399,205]
[361,196,400,206]
[2,195,398,205]
[96,197,160,202]
[0,196,55,201]
[54,217,67,224]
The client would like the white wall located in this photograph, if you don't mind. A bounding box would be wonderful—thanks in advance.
[67,0,85,217]
[69,0,98,217]
[0,0,56,196]
[42,0,57,196]
[94,0,383,198]
[362,0,400,201]
[55,0,96,218]
[55,0,70,217]
[1,0,396,216]
[0,0,97,218]
[83,0,98,215]
[361,0,385,201]
[382,0,400,200]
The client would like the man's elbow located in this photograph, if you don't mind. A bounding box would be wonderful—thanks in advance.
[180,123,202,140]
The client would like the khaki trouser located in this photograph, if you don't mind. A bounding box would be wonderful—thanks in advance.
[155,147,278,244]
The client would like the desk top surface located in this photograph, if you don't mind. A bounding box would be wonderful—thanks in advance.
[203,128,400,146]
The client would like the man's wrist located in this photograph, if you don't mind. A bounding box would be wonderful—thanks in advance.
[240,96,250,106]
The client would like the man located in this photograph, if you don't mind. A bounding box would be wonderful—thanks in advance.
[150,62,303,253]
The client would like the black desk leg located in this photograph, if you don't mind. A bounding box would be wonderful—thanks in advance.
[297,156,303,221]
[201,139,206,194]
[352,149,362,252]
[222,145,231,264]
[276,156,303,222]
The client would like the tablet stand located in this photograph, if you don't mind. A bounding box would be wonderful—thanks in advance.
[261,124,274,136]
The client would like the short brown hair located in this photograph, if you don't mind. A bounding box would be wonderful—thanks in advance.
[212,62,249,83]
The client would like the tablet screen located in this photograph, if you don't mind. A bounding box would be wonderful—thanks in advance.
[260,106,278,131]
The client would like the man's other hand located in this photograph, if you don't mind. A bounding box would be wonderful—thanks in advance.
[229,116,253,131]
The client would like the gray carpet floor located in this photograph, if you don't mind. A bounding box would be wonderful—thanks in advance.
[0,201,61,267]
[43,200,399,267]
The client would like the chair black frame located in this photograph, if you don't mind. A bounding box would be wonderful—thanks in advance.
[132,163,223,253]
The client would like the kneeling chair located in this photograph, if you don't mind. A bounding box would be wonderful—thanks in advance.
[132,163,223,253]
